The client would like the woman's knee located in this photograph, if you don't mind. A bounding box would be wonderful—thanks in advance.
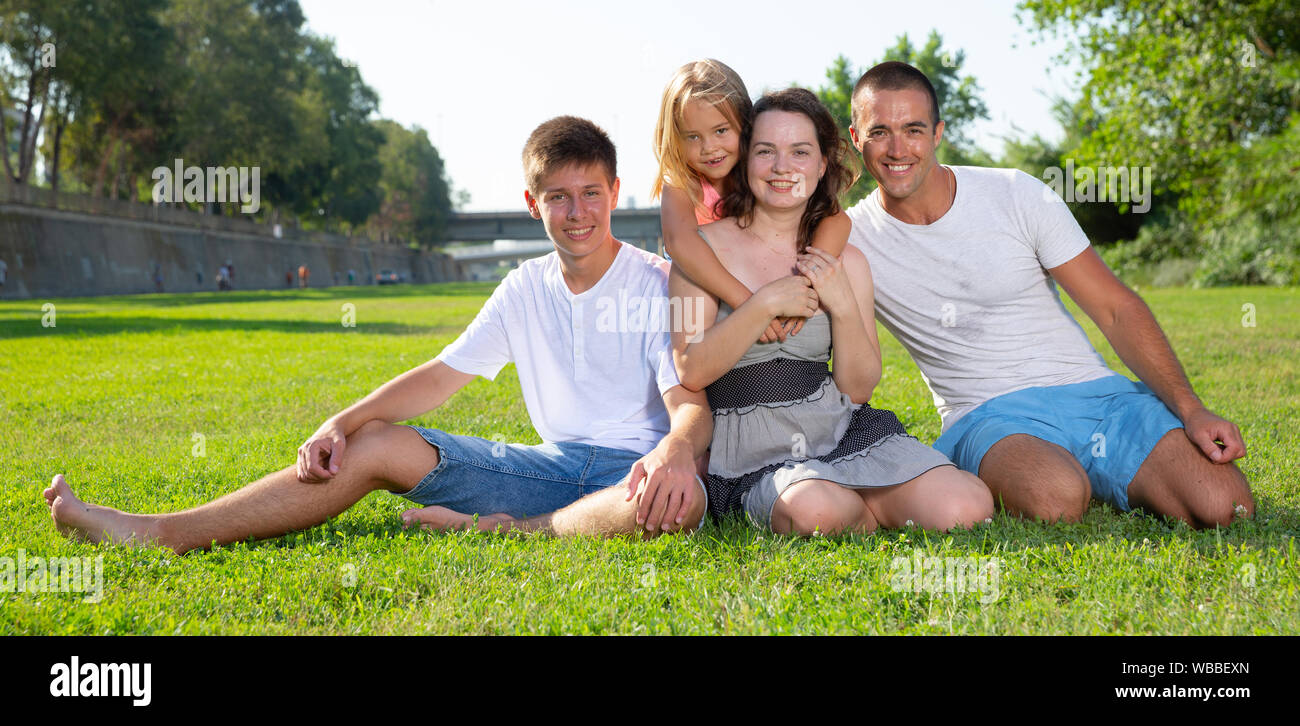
[913,468,995,531]
[772,480,873,536]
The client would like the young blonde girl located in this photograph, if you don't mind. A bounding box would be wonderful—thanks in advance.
[652,59,850,343]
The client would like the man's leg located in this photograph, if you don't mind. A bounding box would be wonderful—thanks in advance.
[44,420,438,554]
[978,434,1092,523]
[401,475,708,539]
[1126,429,1254,528]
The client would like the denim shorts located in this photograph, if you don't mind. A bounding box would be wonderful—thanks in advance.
[399,426,707,525]
[932,375,1183,511]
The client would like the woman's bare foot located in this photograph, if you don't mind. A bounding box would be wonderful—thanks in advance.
[43,474,159,546]
[400,506,514,534]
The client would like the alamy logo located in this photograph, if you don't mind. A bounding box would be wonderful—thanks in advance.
[594,292,706,342]
[1,548,103,602]
[49,656,151,706]
[1042,160,1152,213]
[151,159,261,213]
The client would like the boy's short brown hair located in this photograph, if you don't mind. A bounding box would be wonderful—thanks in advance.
[522,116,617,194]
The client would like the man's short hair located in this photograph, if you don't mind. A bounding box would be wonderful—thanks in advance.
[522,116,617,194]
[851,61,941,130]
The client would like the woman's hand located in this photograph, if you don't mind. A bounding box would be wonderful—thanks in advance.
[796,248,854,316]
[755,275,819,320]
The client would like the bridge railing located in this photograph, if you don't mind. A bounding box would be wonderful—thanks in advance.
[0,177,408,249]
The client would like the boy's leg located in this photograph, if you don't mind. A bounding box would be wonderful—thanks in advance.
[44,421,438,554]
[402,475,709,538]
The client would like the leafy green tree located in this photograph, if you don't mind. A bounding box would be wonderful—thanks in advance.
[1017,0,1298,215]
[999,97,1149,245]
[367,120,453,248]
[263,35,383,227]
[817,31,992,205]
[1018,0,1299,284]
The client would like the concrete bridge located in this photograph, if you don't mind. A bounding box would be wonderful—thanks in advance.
[445,207,663,279]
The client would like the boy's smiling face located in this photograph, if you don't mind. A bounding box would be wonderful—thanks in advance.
[524,163,620,261]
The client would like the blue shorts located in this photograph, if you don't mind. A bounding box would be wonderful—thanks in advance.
[932,375,1183,511]
[399,427,707,525]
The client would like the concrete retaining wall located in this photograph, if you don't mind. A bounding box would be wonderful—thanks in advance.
[0,203,465,299]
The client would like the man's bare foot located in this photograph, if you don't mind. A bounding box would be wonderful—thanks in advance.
[43,474,157,546]
[400,506,514,534]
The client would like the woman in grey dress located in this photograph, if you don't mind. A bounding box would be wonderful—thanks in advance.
[670,88,993,535]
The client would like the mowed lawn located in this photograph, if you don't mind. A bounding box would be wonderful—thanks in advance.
[1,282,1296,635]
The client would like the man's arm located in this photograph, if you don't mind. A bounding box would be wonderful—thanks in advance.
[625,384,713,532]
[1048,248,1246,463]
[297,359,476,481]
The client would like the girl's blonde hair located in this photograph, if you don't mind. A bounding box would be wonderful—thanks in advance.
[651,59,752,210]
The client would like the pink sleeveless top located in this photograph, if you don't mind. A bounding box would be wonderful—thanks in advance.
[694,177,723,225]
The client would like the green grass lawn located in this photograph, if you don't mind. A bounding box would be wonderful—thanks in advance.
[1,282,1296,634]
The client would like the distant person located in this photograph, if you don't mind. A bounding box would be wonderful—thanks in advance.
[226,260,235,289]
[196,267,203,287]
[0,257,7,289]
[298,264,309,289]
[347,269,355,285]
[286,270,294,287]
[153,263,164,293]
[217,265,231,292]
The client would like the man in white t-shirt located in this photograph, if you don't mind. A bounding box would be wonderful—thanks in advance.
[44,117,712,552]
[843,62,1252,529]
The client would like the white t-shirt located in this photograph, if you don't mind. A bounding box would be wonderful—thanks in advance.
[436,240,681,455]
[847,165,1114,431]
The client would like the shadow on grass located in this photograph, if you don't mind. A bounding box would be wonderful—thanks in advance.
[0,315,462,339]
[0,282,500,309]
[223,501,1297,558]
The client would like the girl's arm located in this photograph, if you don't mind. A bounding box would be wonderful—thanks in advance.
[809,210,850,257]
[669,264,818,392]
[783,210,852,338]
[662,186,789,343]
[795,246,881,404]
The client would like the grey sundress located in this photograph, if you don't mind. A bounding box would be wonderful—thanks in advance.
[703,303,954,528]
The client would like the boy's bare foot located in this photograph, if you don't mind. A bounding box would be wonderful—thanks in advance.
[400,506,513,533]
[43,474,156,546]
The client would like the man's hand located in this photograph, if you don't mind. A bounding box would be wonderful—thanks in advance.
[1182,407,1247,464]
[625,436,700,533]
[297,420,349,482]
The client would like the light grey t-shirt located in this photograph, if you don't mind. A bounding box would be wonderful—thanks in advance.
[846,165,1113,431]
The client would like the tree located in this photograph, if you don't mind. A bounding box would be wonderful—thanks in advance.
[1017,0,1299,214]
[263,35,383,227]
[817,31,992,205]
[1018,0,1300,284]
[366,120,453,247]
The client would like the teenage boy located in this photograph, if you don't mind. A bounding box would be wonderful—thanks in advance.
[843,61,1252,529]
[45,116,710,552]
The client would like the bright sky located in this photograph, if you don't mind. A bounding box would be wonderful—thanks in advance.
[299,0,1077,212]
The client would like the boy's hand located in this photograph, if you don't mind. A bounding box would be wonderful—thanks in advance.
[298,421,348,482]
[625,437,699,533]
